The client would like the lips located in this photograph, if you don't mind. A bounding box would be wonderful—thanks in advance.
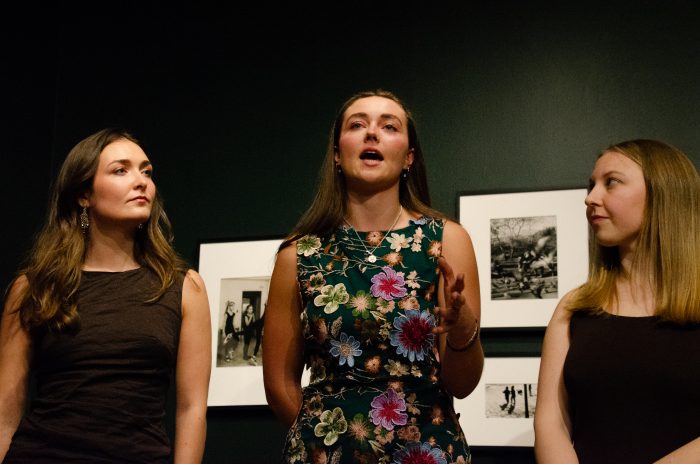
[359,150,384,161]
[588,215,607,224]
[129,196,150,203]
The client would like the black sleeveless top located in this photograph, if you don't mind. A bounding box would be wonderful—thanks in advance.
[564,311,700,464]
[4,267,184,463]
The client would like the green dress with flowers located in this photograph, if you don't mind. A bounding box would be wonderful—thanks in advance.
[283,217,470,464]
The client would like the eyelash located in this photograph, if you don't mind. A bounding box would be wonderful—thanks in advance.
[348,122,398,131]
[113,167,153,177]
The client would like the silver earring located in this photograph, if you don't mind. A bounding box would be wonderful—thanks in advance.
[402,168,410,179]
[80,206,89,231]
[336,164,342,174]
[137,223,144,230]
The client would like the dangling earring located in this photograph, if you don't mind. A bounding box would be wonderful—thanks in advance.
[80,206,89,232]
[336,164,343,175]
[137,223,144,230]
[402,167,410,179]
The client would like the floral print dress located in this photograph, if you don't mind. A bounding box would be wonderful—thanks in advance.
[283,217,470,464]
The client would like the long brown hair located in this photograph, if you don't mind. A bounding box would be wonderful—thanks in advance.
[281,90,445,249]
[16,128,187,331]
[569,139,700,323]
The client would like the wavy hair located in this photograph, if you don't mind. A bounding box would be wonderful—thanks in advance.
[280,89,445,249]
[569,139,700,323]
[16,128,187,331]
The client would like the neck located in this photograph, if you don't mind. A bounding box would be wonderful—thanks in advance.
[615,242,655,316]
[345,188,406,231]
[83,223,140,272]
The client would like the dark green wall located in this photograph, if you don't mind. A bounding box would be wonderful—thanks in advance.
[4,2,700,462]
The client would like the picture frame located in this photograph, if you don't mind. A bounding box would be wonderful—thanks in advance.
[198,237,283,407]
[458,188,589,328]
[454,357,541,447]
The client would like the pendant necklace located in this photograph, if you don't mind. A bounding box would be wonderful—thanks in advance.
[344,206,403,263]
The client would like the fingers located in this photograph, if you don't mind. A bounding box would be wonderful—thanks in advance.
[437,256,454,284]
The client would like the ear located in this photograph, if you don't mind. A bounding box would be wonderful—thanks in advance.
[334,150,340,164]
[404,148,415,169]
[78,194,90,209]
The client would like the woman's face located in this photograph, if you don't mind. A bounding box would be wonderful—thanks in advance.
[246,305,254,314]
[83,139,155,230]
[335,96,413,193]
[585,151,647,251]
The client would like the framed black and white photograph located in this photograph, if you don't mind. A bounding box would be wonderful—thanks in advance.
[198,238,282,406]
[458,188,589,328]
[454,357,540,446]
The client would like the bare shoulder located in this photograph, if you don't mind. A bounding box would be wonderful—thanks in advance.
[4,275,29,311]
[441,220,474,256]
[548,289,578,326]
[184,269,206,294]
[275,242,298,270]
[442,219,470,240]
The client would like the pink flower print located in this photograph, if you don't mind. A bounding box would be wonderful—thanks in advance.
[369,388,408,431]
[390,309,436,362]
[391,441,447,464]
[370,266,408,301]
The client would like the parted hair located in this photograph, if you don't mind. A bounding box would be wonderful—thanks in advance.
[15,128,187,332]
[569,139,700,323]
[280,89,445,250]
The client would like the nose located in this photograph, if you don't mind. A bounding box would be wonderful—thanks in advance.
[365,123,379,142]
[134,171,149,190]
[584,184,601,207]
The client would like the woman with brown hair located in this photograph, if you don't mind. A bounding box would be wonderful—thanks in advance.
[263,90,483,463]
[0,129,211,463]
[535,139,700,463]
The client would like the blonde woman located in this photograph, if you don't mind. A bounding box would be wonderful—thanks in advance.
[0,129,211,463]
[535,139,700,463]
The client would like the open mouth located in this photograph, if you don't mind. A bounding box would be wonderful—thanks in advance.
[360,151,384,161]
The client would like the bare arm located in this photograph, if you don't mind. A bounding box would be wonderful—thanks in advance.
[263,244,305,427]
[534,293,579,463]
[654,437,700,463]
[0,276,31,461]
[173,270,211,464]
[435,221,484,399]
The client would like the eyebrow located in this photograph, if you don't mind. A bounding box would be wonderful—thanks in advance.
[108,159,152,168]
[346,112,404,124]
[590,170,625,181]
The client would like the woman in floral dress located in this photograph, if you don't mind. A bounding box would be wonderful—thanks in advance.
[263,90,483,464]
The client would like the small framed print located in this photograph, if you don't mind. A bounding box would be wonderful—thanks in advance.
[454,357,540,446]
[198,237,281,407]
[458,188,589,328]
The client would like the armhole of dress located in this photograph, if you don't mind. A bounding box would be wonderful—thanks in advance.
[294,243,306,317]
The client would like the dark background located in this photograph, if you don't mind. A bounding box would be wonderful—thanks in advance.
[4,1,700,462]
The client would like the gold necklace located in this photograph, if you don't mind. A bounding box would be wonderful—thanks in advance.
[344,206,403,263]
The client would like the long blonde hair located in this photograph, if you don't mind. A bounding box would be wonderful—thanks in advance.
[16,129,187,332]
[280,90,445,250]
[569,139,700,323]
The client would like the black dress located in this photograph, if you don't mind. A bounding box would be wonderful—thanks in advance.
[4,267,183,463]
[564,311,700,464]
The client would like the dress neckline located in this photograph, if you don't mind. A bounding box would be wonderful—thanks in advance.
[82,267,144,275]
[339,216,430,234]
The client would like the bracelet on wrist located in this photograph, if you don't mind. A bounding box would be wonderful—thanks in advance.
[445,319,480,352]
